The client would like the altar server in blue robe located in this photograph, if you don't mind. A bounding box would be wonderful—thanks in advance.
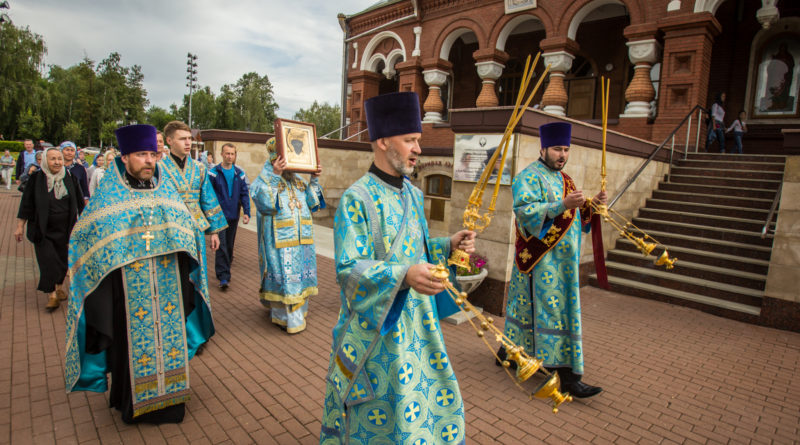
[320,92,475,445]
[65,125,214,424]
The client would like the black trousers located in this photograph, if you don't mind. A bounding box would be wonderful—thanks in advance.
[214,219,238,282]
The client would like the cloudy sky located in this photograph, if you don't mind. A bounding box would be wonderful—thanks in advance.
[10,0,379,118]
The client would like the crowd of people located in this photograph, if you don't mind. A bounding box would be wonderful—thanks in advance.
[8,94,606,443]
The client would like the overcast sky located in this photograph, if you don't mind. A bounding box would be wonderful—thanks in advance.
[10,0,378,118]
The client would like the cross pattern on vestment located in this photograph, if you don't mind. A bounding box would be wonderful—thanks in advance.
[368,409,387,425]
[403,239,415,256]
[399,364,413,384]
[429,352,448,370]
[168,348,181,359]
[160,256,170,268]
[405,402,420,421]
[422,312,436,331]
[547,295,559,308]
[442,424,459,441]
[436,389,454,406]
[342,345,356,362]
[164,302,176,315]
[134,307,148,320]
[142,231,155,251]
[130,261,145,272]
[350,384,366,399]
[519,248,533,262]
[137,354,152,366]
[542,271,555,284]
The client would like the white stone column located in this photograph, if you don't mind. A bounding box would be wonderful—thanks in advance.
[667,1,681,12]
[422,69,448,123]
[412,26,422,57]
[351,42,359,69]
[541,51,574,116]
[757,0,779,29]
[621,39,662,118]
[475,61,505,108]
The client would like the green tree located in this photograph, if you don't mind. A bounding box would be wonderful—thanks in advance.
[214,84,238,130]
[17,109,45,139]
[0,23,47,139]
[62,121,82,142]
[232,72,278,132]
[99,121,117,148]
[145,106,177,132]
[176,86,216,129]
[293,101,342,139]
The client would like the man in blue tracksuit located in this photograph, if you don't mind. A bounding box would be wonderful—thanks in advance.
[208,143,251,289]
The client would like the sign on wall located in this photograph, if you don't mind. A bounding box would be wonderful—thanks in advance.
[453,134,515,185]
[505,0,536,14]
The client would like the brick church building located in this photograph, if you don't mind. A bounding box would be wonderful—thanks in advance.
[339,0,799,153]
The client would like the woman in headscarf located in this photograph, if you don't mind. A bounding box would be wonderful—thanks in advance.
[14,146,85,311]
[88,150,117,196]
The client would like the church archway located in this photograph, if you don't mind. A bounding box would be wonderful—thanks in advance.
[494,15,547,107]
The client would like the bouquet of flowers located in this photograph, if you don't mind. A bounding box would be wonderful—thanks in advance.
[456,253,487,276]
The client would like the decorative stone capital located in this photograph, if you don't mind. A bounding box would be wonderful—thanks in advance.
[542,51,574,73]
[475,61,505,81]
[757,1,779,30]
[422,69,448,87]
[626,39,662,65]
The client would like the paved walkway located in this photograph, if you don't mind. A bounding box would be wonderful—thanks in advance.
[0,189,798,445]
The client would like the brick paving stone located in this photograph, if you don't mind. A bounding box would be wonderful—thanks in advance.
[0,190,799,444]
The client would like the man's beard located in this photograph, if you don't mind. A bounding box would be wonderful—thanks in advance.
[387,144,414,176]
[541,151,567,171]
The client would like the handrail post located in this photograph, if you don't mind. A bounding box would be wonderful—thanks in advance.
[668,135,675,182]
[762,182,782,238]
[685,116,692,160]
[695,109,702,153]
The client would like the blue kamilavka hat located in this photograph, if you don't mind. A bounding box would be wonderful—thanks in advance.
[539,122,572,149]
[115,124,158,155]
[364,92,423,141]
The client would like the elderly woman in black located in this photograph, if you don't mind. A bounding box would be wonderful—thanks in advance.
[14,146,85,311]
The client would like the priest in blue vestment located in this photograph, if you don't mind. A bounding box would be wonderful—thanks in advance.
[65,124,215,424]
[250,137,325,334]
[320,92,475,445]
[498,122,606,399]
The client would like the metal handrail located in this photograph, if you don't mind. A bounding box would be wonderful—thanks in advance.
[321,121,360,139]
[609,104,710,209]
[762,181,782,239]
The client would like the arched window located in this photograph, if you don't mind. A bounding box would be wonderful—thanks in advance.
[751,34,800,119]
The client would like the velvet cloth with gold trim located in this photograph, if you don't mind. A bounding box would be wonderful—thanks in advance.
[320,173,465,445]
[159,155,227,310]
[65,158,213,420]
[250,163,325,332]
[502,159,597,377]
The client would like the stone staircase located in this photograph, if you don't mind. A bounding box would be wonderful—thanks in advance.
[590,153,785,323]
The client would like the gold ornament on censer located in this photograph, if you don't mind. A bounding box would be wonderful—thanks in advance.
[435,53,573,413]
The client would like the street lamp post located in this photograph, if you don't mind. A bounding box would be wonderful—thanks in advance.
[186,53,198,128]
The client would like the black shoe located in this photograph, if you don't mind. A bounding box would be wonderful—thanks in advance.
[196,343,206,356]
[562,381,603,398]
[219,279,229,290]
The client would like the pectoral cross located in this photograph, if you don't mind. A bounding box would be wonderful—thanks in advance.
[142,230,155,251]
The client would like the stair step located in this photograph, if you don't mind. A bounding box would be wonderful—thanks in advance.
[606,249,766,290]
[675,159,786,171]
[590,275,762,317]
[649,191,774,211]
[668,174,781,190]
[604,261,763,306]
[686,153,786,163]
[669,166,784,181]
[633,218,774,247]
[615,238,771,273]
[638,208,774,232]
[645,198,770,220]
[658,183,778,200]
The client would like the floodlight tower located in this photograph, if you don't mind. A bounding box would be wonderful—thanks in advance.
[186,53,198,128]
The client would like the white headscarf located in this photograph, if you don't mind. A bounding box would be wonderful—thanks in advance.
[42,146,68,200]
